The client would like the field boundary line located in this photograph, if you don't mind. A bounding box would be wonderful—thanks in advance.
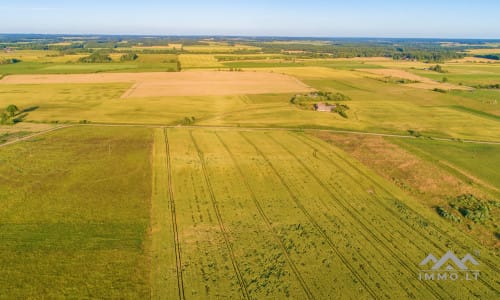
[1,124,499,147]
[164,129,185,300]
[84,123,500,145]
[215,132,315,300]
[189,131,250,300]
[239,131,379,300]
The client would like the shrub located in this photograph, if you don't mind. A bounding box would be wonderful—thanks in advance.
[436,207,461,223]
[120,53,138,61]
[450,194,493,224]
[429,64,446,73]
[79,53,112,63]
[0,58,21,65]
[407,129,422,137]
[432,88,447,93]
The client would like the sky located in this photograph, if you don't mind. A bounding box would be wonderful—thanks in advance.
[0,0,499,38]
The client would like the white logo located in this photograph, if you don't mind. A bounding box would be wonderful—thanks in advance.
[418,251,480,281]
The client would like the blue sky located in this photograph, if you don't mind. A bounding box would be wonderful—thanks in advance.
[1,0,499,38]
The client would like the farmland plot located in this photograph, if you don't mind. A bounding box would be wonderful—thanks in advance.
[158,128,499,299]
[0,127,153,298]
[1,126,498,298]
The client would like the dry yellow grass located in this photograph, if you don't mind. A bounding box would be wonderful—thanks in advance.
[122,71,314,97]
[0,123,56,134]
[466,48,500,55]
[358,68,472,90]
[131,44,182,50]
[448,57,500,63]
[0,71,313,97]
[178,54,224,68]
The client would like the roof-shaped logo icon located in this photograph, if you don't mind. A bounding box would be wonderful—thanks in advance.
[420,251,479,271]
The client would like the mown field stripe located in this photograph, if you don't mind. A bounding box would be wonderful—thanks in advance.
[267,133,449,300]
[239,131,380,300]
[164,129,185,300]
[296,133,500,294]
[189,131,250,300]
[215,132,315,300]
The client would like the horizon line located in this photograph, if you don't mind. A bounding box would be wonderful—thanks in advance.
[1,33,500,40]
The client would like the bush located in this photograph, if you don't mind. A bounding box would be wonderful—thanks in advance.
[120,53,138,61]
[79,53,112,63]
[0,58,21,65]
[181,116,196,125]
[429,64,446,73]
[432,88,447,93]
[407,129,422,137]
[450,194,493,224]
[436,207,461,223]
[1,104,27,125]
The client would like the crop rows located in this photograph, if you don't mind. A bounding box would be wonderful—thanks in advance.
[159,129,499,299]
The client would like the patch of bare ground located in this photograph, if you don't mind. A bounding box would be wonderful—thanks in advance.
[311,132,499,248]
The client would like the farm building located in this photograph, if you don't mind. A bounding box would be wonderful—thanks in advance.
[314,103,336,112]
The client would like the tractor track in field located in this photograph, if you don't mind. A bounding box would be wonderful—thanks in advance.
[239,131,380,300]
[215,132,315,300]
[297,133,500,294]
[189,131,250,300]
[300,132,500,278]
[0,125,71,148]
[293,133,498,296]
[164,129,186,300]
[267,133,451,300]
[260,137,417,296]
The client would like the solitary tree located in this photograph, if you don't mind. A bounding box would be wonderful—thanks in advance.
[6,105,19,117]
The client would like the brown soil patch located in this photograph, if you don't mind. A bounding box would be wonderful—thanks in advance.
[0,71,314,98]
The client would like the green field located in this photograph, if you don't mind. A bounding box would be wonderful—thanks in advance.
[0,50,179,74]
[1,126,498,298]
[391,138,500,191]
[0,126,152,298]
[1,37,499,298]
[1,64,499,141]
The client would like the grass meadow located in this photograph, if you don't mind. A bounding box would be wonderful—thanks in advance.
[0,126,153,298]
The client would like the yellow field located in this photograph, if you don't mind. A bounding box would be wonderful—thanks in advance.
[0,50,60,62]
[448,57,500,63]
[130,44,182,50]
[178,54,224,68]
[0,71,314,97]
[466,48,500,54]
[358,68,472,90]
[183,43,261,53]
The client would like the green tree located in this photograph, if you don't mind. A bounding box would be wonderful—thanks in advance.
[6,105,19,117]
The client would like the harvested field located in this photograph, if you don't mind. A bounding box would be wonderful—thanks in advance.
[358,68,472,90]
[0,71,314,97]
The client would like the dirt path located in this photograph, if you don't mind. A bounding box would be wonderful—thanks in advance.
[0,125,71,148]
